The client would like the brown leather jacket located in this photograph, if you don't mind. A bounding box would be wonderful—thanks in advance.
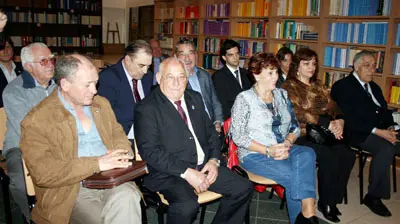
[20,90,131,224]
[282,79,342,136]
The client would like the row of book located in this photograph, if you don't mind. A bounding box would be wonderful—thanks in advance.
[234,20,268,38]
[6,11,33,23]
[328,22,388,45]
[275,21,318,40]
[158,8,174,19]
[395,24,400,46]
[324,46,385,72]
[273,43,309,54]
[10,36,33,47]
[203,54,223,70]
[10,35,99,47]
[236,0,270,17]
[178,21,199,35]
[81,16,101,26]
[203,38,225,54]
[329,0,391,16]
[176,6,200,19]
[238,40,266,57]
[204,20,229,36]
[159,36,173,49]
[323,71,348,88]
[205,3,230,17]
[56,0,101,11]
[392,53,400,75]
[277,0,320,16]
[388,81,400,105]
[157,22,173,34]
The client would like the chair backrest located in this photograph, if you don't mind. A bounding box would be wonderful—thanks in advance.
[22,159,35,196]
[0,108,7,151]
[222,118,239,169]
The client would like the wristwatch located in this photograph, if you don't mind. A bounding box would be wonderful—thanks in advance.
[210,158,220,167]
[266,146,271,158]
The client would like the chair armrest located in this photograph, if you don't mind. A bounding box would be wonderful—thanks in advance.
[231,165,249,179]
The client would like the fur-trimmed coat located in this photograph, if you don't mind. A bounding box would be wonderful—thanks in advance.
[282,78,342,136]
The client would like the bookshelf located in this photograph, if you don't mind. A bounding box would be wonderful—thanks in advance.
[2,0,102,56]
[155,0,400,108]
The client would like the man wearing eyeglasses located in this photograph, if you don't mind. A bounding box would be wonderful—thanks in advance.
[175,39,223,134]
[332,50,400,217]
[2,42,56,221]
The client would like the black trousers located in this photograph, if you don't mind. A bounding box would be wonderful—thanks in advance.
[159,166,253,224]
[296,136,356,205]
[359,134,400,199]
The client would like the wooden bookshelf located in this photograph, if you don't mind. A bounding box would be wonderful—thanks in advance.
[154,0,399,108]
[2,0,102,56]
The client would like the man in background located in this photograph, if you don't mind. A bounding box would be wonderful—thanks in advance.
[149,38,167,86]
[212,39,252,120]
[176,39,223,134]
[98,40,153,149]
[3,42,57,221]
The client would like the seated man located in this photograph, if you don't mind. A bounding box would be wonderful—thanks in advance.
[20,54,141,224]
[134,57,253,224]
[331,50,400,217]
[3,42,57,221]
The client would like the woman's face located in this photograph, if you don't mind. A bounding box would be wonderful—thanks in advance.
[280,53,292,74]
[256,66,278,90]
[297,57,316,82]
[0,41,14,63]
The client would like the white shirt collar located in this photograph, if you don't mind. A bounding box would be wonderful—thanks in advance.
[352,72,367,87]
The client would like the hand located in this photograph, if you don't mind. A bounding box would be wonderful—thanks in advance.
[375,129,398,145]
[269,143,290,160]
[183,168,210,193]
[0,11,7,32]
[329,119,344,140]
[98,149,133,171]
[215,122,222,133]
[200,159,219,185]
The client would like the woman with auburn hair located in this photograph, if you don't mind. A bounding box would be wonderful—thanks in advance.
[230,52,319,224]
[282,48,355,223]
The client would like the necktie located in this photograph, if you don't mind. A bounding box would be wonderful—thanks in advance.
[174,100,188,125]
[364,83,372,98]
[234,70,241,88]
[132,79,141,102]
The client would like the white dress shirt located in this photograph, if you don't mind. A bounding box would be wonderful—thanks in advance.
[0,62,17,83]
[226,64,242,88]
[122,60,145,139]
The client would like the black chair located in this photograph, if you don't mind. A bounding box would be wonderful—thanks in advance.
[351,146,397,204]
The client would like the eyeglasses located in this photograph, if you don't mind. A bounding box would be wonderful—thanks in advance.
[164,75,187,83]
[31,56,56,66]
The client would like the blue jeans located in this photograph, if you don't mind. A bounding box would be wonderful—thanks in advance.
[241,145,316,224]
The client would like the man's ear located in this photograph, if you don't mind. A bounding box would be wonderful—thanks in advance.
[24,63,33,73]
[60,78,70,91]
[222,55,227,63]
[156,72,161,84]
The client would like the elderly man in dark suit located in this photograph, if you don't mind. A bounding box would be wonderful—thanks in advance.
[212,39,252,120]
[134,57,253,224]
[175,39,224,133]
[331,50,400,218]
[98,40,153,148]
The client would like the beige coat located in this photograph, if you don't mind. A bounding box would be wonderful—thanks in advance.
[20,90,131,224]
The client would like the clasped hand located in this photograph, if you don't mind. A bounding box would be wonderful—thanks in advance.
[269,143,290,160]
[184,160,219,193]
[329,119,344,140]
[98,149,133,171]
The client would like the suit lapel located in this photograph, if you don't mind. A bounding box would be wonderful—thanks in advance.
[185,92,200,137]
[223,66,242,90]
[116,61,135,103]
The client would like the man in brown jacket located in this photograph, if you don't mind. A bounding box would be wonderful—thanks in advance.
[20,54,142,224]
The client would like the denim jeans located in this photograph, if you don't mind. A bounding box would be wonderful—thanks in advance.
[240,145,316,224]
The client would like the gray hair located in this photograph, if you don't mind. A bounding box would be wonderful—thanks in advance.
[159,56,188,77]
[124,40,152,58]
[175,39,196,53]
[54,54,93,85]
[353,50,376,68]
[21,42,48,69]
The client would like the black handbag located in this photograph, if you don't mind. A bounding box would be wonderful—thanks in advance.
[306,122,336,145]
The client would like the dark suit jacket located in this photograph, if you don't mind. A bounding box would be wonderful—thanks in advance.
[0,61,23,107]
[212,65,252,120]
[331,73,394,145]
[276,69,286,88]
[134,87,221,191]
[98,59,153,135]
[187,67,223,123]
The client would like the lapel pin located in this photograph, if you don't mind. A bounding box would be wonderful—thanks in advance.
[192,105,195,110]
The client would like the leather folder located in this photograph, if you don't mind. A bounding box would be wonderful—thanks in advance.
[83,161,148,189]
